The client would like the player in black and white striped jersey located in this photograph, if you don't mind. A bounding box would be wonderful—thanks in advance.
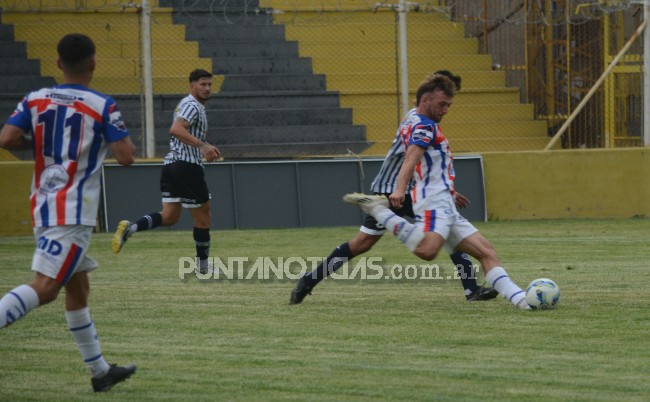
[290,70,499,304]
[113,69,221,275]
[164,85,210,166]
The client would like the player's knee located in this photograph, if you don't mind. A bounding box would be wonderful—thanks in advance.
[32,284,60,305]
[415,248,439,261]
[28,275,61,305]
[161,211,180,225]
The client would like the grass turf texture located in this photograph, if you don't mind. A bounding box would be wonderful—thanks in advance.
[1,219,649,401]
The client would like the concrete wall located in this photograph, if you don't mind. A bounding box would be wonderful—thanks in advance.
[2,148,649,237]
[482,148,650,220]
[101,157,486,232]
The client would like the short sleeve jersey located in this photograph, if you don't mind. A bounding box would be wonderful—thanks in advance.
[400,112,455,202]
[164,94,207,166]
[6,84,129,227]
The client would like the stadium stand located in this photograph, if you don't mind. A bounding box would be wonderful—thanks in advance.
[0,0,552,158]
[264,1,551,153]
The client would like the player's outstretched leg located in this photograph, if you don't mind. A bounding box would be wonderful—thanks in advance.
[0,284,39,329]
[112,220,133,254]
[112,212,164,254]
[344,193,424,252]
[342,193,390,215]
[485,267,530,310]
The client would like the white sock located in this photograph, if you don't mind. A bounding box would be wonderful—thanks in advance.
[375,210,425,252]
[129,223,138,233]
[0,284,39,329]
[65,307,110,378]
[485,266,526,306]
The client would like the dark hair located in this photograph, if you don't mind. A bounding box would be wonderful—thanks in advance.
[189,69,213,83]
[433,70,461,91]
[415,74,456,106]
[57,34,96,73]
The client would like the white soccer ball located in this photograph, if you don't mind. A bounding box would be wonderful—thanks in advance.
[525,278,560,310]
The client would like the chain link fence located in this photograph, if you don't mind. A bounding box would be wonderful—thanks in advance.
[0,0,646,159]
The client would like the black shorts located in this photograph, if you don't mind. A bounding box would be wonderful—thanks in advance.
[361,193,414,234]
[160,161,211,208]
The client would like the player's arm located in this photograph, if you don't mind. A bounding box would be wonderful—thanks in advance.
[454,192,471,209]
[110,136,135,166]
[0,124,31,150]
[389,144,425,209]
[170,117,221,162]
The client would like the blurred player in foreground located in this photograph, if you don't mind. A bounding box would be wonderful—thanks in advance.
[0,33,137,391]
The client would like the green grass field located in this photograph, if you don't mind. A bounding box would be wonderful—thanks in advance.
[1,219,649,401]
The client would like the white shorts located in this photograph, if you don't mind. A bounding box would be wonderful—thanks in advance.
[412,194,478,254]
[32,226,99,285]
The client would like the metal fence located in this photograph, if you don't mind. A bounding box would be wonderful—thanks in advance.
[0,0,646,159]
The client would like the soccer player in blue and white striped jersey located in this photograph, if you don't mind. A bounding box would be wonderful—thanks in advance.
[345,74,530,309]
[112,69,221,275]
[291,71,498,304]
[0,33,136,391]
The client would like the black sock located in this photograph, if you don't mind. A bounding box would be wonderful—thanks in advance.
[193,227,210,268]
[135,212,162,232]
[303,242,354,287]
[450,252,479,294]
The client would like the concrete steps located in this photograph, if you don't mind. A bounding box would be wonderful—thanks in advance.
[1,9,215,95]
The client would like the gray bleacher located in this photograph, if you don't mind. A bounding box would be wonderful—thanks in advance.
[0,3,370,159]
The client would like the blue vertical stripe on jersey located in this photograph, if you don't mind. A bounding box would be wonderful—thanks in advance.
[53,105,67,165]
[422,152,433,200]
[39,198,49,226]
[76,132,103,224]
[67,112,82,161]
[42,114,54,158]
[433,143,452,192]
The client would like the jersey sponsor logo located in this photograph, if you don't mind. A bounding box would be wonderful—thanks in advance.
[110,117,127,132]
[48,92,79,106]
[38,164,70,194]
[411,127,432,144]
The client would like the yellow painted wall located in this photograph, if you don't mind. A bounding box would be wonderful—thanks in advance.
[482,148,650,220]
[0,162,33,236]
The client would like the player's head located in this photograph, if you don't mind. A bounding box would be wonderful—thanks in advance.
[415,74,456,123]
[189,69,212,83]
[57,34,96,75]
[189,69,213,104]
[432,70,461,91]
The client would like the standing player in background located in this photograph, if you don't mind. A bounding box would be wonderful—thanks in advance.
[291,71,498,304]
[113,69,221,275]
[344,74,531,309]
[0,34,137,391]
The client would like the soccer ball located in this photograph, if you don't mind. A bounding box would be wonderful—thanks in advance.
[525,278,560,310]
